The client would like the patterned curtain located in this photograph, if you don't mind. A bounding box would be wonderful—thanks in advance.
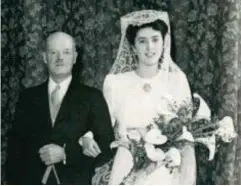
[1,0,240,184]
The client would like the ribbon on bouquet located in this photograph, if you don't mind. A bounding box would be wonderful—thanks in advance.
[42,165,60,184]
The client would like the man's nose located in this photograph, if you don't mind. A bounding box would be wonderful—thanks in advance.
[57,52,64,60]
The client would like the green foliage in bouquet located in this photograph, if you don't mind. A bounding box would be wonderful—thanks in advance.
[117,93,237,185]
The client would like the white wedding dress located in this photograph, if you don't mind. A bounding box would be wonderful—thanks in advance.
[103,70,196,185]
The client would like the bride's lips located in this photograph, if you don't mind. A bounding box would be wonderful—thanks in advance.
[145,52,156,58]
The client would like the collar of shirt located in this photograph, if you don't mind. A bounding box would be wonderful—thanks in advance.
[48,76,72,102]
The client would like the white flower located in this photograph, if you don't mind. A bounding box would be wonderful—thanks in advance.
[144,128,167,145]
[195,135,216,160]
[144,143,165,162]
[216,116,237,143]
[165,147,181,167]
[127,129,142,142]
[176,126,194,142]
[193,93,211,121]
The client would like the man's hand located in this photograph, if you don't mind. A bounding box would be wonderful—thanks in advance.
[82,137,101,158]
[39,144,66,166]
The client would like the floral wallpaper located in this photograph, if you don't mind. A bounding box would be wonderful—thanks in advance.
[1,0,240,184]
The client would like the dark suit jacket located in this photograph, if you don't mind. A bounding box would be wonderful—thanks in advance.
[6,78,115,185]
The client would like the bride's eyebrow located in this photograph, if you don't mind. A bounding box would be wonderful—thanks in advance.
[152,35,160,38]
[136,36,146,40]
[136,35,160,41]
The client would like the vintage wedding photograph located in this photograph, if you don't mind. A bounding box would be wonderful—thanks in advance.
[1,0,241,185]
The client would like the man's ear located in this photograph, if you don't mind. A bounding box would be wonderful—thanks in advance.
[74,51,78,64]
[42,52,47,64]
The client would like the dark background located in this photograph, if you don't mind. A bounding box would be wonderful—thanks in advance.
[1,0,241,184]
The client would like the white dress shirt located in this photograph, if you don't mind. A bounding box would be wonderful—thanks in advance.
[48,76,72,105]
[47,76,72,165]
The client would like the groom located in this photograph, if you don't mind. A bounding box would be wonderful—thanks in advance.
[6,31,115,185]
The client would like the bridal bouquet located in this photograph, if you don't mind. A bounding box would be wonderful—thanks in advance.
[110,93,237,184]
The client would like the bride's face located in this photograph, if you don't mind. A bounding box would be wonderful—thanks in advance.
[133,27,164,67]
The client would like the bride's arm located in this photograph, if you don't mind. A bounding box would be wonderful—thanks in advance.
[103,74,117,126]
[179,143,196,185]
[108,146,134,184]
[178,73,196,184]
[103,75,135,184]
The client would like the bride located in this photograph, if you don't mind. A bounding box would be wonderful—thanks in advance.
[83,10,196,185]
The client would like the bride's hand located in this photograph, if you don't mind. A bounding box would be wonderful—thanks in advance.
[82,137,101,158]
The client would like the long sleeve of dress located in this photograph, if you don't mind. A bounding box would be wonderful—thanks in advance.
[103,74,117,127]
[176,72,196,185]
[103,74,134,184]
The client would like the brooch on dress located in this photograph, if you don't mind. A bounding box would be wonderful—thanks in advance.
[143,83,152,92]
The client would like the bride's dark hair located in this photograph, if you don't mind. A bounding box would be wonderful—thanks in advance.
[126,19,168,46]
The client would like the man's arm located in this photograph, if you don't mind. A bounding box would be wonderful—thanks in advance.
[89,89,115,167]
[6,92,28,184]
[56,89,115,169]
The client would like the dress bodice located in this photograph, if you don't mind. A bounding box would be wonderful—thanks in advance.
[103,70,192,138]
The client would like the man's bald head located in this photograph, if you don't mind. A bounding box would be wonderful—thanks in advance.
[45,31,76,52]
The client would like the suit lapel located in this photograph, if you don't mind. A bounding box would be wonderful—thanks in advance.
[54,78,77,125]
[32,81,53,134]
[50,79,78,143]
